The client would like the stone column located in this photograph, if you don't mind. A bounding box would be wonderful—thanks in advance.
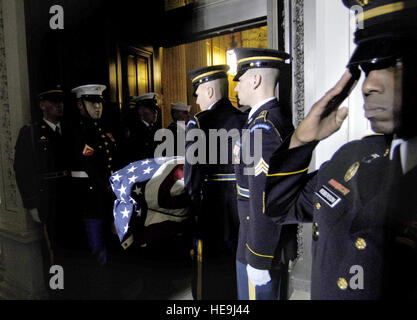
[0,0,47,299]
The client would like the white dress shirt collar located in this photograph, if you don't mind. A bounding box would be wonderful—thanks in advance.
[390,136,417,174]
[248,97,276,120]
[208,100,219,111]
[43,118,61,133]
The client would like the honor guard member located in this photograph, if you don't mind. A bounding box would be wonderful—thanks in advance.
[185,65,247,300]
[167,102,191,156]
[265,0,417,300]
[233,48,297,300]
[14,85,71,295]
[70,84,119,265]
[121,93,161,165]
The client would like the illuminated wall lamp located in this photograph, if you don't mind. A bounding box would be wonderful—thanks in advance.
[227,49,237,75]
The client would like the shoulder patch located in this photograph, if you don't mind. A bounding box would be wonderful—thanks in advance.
[187,119,198,129]
[250,123,272,133]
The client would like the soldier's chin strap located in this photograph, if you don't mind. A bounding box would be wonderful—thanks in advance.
[81,97,93,120]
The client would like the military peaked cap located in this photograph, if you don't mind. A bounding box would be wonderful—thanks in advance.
[233,47,290,81]
[187,65,229,96]
[39,84,64,102]
[343,0,417,67]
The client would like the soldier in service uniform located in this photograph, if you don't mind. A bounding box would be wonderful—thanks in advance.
[121,93,161,165]
[167,102,191,157]
[265,0,417,300]
[14,85,71,295]
[232,48,297,300]
[70,84,120,265]
[185,65,247,300]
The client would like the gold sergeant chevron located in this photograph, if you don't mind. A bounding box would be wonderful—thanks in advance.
[254,158,269,177]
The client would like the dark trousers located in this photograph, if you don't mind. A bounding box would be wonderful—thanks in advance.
[191,242,238,300]
[236,260,289,300]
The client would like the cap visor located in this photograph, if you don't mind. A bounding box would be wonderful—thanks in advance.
[348,37,408,67]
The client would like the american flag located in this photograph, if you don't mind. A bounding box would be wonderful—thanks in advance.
[110,156,190,249]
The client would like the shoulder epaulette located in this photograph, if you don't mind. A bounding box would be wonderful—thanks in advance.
[249,110,283,142]
[362,133,384,140]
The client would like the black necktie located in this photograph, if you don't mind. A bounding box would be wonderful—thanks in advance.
[55,125,61,136]
[392,145,403,176]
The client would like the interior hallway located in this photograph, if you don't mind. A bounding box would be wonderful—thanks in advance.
[49,236,194,300]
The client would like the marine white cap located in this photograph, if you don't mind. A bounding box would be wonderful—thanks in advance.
[71,84,106,99]
[171,102,191,112]
[130,92,157,104]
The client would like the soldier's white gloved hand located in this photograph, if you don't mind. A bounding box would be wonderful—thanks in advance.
[28,208,41,223]
[247,264,271,287]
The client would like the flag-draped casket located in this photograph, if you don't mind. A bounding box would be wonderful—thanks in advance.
[110,157,190,249]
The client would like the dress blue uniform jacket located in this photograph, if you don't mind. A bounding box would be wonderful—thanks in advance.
[184,99,247,246]
[70,117,120,220]
[265,134,417,299]
[234,98,296,270]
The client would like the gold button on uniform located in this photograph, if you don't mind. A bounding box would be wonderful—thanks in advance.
[316,203,321,210]
[312,222,319,241]
[89,186,94,190]
[355,238,367,250]
[246,216,250,221]
[337,278,348,290]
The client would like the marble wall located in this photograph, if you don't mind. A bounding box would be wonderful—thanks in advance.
[0,0,46,299]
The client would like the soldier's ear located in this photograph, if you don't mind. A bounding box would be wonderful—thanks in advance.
[76,99,84,112]
[253,73,262,90]
[39,100,46,111]
[206,86,214,99]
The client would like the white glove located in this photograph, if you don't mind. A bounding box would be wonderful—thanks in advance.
[247,264,271,287]
[28,208,41,223]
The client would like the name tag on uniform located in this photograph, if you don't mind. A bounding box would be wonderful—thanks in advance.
[316,186,341,208]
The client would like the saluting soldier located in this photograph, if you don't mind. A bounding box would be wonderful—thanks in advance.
[233,48,297,300]
[14,85,71,295]
[265,0,417,300]
[70,84,119,265]
[167,102,191,157]
[121,93,161,165]
[185,65,247,300]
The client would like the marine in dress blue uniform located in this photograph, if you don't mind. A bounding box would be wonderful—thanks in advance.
[265,0,417,300]
[185,65,247,300]
[70,84,120,265]
[233,48,297,300]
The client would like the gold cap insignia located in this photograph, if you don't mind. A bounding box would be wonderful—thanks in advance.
[356,0,371,7]
[344,162,360,182]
